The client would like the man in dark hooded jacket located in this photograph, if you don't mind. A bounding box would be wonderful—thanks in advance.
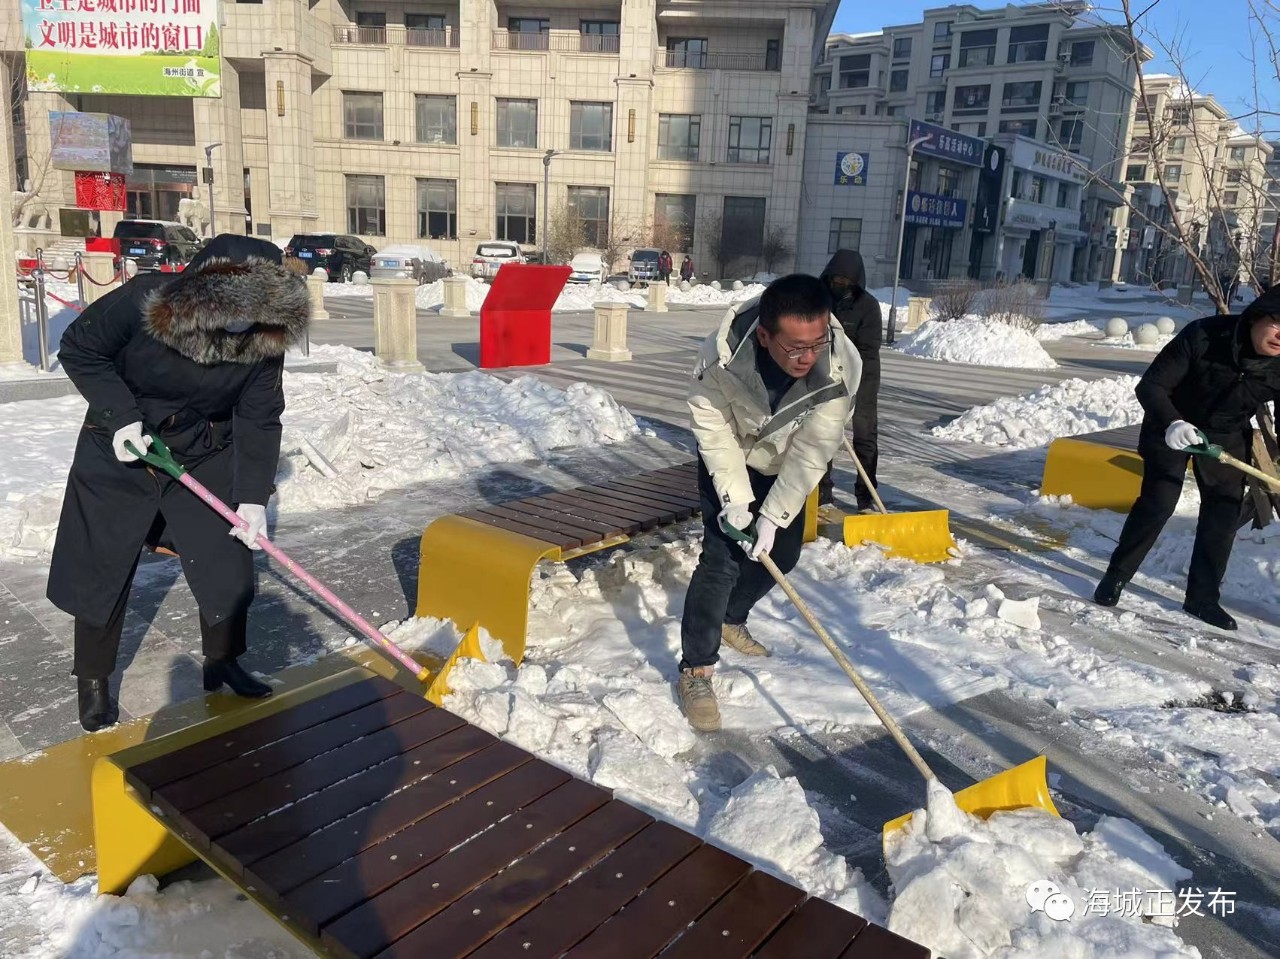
[48,235,310,730]
[1094,286,1280,629]
[818,249,882,509]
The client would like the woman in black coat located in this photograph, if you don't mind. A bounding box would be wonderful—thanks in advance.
[48,235,310,730]
[1095,287,1280,630]
[818,249,882,509]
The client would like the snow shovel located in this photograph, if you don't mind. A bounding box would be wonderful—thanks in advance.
[723,520,1059,841]
[126,434,436,686]
[1186,430,1280,493]
[832,438,957,563]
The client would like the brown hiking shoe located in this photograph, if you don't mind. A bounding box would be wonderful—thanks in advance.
[721,623,769,657]
[678,667,721,732]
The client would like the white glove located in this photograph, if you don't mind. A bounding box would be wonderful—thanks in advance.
[112,422,151,463]
[1164,420,1201,451]
[747,516,779,562]
[229,503,267,550]
[717,504,753,537]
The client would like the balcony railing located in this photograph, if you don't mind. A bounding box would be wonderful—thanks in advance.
[491,30,620,54]
[334,25,460,47]
[656,50,779,71]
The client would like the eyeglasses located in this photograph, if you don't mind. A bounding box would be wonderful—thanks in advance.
[776,338,830,360]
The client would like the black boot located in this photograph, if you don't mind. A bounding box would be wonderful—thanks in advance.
[1182,601,1237,631]
[203,658,274,698]
[77,678,119,732]
[1093,572,1127,607]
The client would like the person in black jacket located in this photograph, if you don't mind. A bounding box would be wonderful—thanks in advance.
[1094,287,1280,629]
[817,250,882,509]
[48,235,310,730]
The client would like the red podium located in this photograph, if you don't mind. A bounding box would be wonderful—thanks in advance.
[478,264,570,369]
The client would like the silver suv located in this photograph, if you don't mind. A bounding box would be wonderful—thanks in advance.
[469,241,523,281]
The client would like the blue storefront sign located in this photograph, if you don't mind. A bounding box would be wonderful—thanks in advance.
[834,151,870,186]
[907,119,984,168]
[905,191,967,229]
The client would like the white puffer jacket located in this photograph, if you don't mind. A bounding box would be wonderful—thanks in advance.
[688,296,862,528]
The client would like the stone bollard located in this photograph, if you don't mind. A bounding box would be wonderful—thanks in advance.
[587,302,633,362]
[372,277,424,372]
[647,280,668,313]
[1155,316,1176,335]
[1104,317,1128,338]
[440,275,471,317]
[80,251,121,307]
[1134,323,1160,346]
[307,269,330,322]
[905,296,932,332]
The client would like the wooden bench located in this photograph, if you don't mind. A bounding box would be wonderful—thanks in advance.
[1041,425,1145,512]
[100,667,931,959]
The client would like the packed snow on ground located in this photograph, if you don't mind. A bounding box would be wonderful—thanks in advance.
[896,317,1058,369]
[0,345,639,560]
[933,376,1143,449]
[1035,319,1107,341]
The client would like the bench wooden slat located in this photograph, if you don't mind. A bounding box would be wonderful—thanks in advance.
[519,494,643,534]
[588,484,694,519]
[461,509,582,548]
[127,676,402,796]
[607,477,701,507]
[495,500,627,538]
[213,724,498,864]
[570,487,684,523]
[285,757,570,934]
[159,691,432,812]
[380,800,652,959]
[179,707,467,842]
[465,821,701,959]
[657,870,806,959]
[562,844,751,958]
[540,490,666,528]
[754,896,867,958]
[624,472,699,497]
[839,921,932,958]
[593,480,696,511]
[321,778,611,959]
[470,505,607,544]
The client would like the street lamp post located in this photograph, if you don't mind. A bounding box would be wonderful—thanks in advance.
[886,134,931,345]
[542,149,558,264]
[204,142,222,238]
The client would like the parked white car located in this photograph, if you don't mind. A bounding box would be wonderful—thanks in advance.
[469,241,524,281]
[566,252,606,284]
[370,244,449,284]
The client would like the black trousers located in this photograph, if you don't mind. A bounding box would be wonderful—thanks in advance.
[819,353,880,507]
[1104,431,1248,606]
[680,457,808,671]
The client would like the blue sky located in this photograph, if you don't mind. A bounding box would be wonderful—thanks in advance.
[831,1,1270,127]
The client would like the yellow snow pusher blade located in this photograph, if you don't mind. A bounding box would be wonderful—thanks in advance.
[882,755,1060,838]
[838,508,957,563]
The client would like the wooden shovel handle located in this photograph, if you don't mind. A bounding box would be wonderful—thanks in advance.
[843,437,889,515]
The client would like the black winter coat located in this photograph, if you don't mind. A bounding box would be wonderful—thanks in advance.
[47,242,309,625]
[821,249,882,353]
[1135,286,1280,446]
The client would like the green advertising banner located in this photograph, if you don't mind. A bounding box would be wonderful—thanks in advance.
[21,0,222,98]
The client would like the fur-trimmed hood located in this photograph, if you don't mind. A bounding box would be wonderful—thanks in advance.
[143,255,310,365]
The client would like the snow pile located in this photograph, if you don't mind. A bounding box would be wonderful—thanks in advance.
[1098,330,1177,353]
[1035,319,1104,341]
[414,275,491,312]
[933,376,1142,449]
[667,282,765,306]
[885,791,1199,958]
[896,318,1058,369]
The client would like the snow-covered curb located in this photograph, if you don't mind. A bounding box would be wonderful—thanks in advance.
[896,317,1057,370]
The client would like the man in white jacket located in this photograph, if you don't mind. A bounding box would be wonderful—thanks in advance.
[679,274,862,731]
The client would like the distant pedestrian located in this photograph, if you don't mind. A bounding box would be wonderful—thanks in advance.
[680,256,695,282]
[658,250,673,283]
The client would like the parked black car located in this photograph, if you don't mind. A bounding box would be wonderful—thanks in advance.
[114,220,203,271]
[284,234,377,282]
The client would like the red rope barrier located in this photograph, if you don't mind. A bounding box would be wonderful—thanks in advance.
[45,291,83,313]
[77,264,125,287]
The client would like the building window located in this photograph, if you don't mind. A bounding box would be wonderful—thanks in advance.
[727,116,772,164]
[953,84,990,111]
[1007,24,1048,63]
[416,178,457,239]
[828,217,862,253]
[835,105,868,116]
[507,17,549,50]
[570,102,613,151]
[354,10,386,41]
[817,74,831,97]
[1063,81,1089,105]
[893,37,912,59]
[1230,146,1247,162]
[765,38,781,71]
[954,120,986,137]
[580,20,619,52]
[958,28,996,68]
[406,13,445,30]
[415,95,456,145]
[1057,183,1072,208]
[1058,118,1083,151]
[721,196,766,260]
[568,186,609,247]
[839,54,871,88]
[1125,163,1147,181]
[496,98,538,148]
[343,92,383,140]
[666,37,708,68]
[1029,176,1046,204]
[654,193,696,250]
[495,182,536,243]
[1001,80,1042,111]
[346,175,384,235]
[925,90,946,114]
[937,166,961,197]
[1165,164,1182,183]
[929,53,950,77]
[1225,168,1242,184]
[890,69,909,93]
[1224,190,1239,206]
[1168,136,1186,155]
[933,21,952,43]
[1168,105,1192,125]
[657,114,700,161]
[998,118,1038,137]
[1069,40,1094,66]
